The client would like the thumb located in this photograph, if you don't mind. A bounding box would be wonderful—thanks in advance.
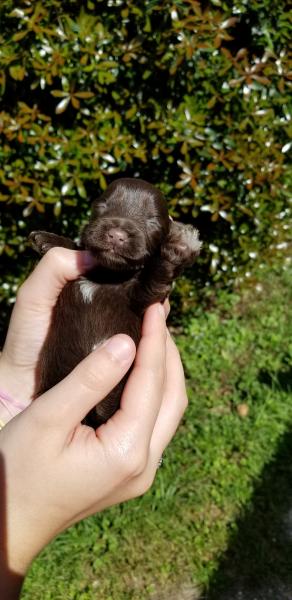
[35,334,136,429]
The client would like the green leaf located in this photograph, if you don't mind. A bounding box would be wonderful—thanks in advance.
[9,65,26,80]
[12,30,28,42]
[51,90,68,98]
[76,179,87,198]
[53,201,62,217]
[74,91,95,99]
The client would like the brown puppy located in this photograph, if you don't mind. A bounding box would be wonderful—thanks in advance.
[30,178,201,427]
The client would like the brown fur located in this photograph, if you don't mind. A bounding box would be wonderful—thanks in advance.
[30,178,201,427]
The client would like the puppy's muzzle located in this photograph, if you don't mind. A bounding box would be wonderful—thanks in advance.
[106,227,129,250]
[82,217,148,262]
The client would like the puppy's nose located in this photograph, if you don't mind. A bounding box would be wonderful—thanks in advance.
[106,228,128,247]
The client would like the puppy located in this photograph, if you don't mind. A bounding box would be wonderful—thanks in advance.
[30,178,201,427]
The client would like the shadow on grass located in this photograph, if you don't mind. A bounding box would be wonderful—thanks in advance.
[258,365,292,394]
[204,425,292,600]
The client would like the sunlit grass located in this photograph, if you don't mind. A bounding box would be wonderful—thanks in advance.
[21,266,292,599]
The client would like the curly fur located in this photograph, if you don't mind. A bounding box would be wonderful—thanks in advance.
[29,178,201,427]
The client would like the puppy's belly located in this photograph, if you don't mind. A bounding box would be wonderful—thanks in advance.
[35,279,141,426]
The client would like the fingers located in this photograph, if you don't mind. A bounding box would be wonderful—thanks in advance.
[150,331,188,458]
[115,303,167,442]
[32,334,136,431]
[16,248,96,310]
[120,332,188,500]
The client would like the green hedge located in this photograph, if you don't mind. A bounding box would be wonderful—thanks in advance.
[0,0,291,336]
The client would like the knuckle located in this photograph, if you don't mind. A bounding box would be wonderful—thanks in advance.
[118,449,148,480]
[144,364,165,388]
[114,455,131,480]
[130,451,148,477]
[82,363,105,393]
[132,471,156,498]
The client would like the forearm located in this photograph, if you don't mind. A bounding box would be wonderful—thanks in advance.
[0,448,58,600]
[0,445,26,600]
[4,504,52,577]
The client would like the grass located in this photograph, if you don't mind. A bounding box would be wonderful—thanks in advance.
[21,265,292,599]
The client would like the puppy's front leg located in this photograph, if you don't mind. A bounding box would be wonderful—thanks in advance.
[29,231,77,255]
[131,221,202,313]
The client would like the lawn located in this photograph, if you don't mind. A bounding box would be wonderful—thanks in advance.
[21,265,292,600]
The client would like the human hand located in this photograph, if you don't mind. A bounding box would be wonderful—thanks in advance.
[0,248,96,407]
[0,303,187,580]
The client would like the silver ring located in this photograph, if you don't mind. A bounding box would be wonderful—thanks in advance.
[157,456,163,468]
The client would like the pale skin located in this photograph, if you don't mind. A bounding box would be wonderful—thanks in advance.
[0,248,188,599]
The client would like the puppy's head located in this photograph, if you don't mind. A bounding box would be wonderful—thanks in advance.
[81,178,169,270]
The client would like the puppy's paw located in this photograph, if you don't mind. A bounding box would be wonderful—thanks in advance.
[29,231,55,255]
[161,221,202,267]
[29,231,76,255]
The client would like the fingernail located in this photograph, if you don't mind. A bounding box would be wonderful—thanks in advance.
[157,303,166,318]
[163,298,170,319]
[104,335,134,363]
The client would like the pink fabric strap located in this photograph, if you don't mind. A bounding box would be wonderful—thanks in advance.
[0,389,27,417]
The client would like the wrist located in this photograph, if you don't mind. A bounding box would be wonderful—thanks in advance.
[5,501,55,577]
[0,428,58,585]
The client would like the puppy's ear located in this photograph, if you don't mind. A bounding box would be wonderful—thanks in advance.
[90,190,110,218]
